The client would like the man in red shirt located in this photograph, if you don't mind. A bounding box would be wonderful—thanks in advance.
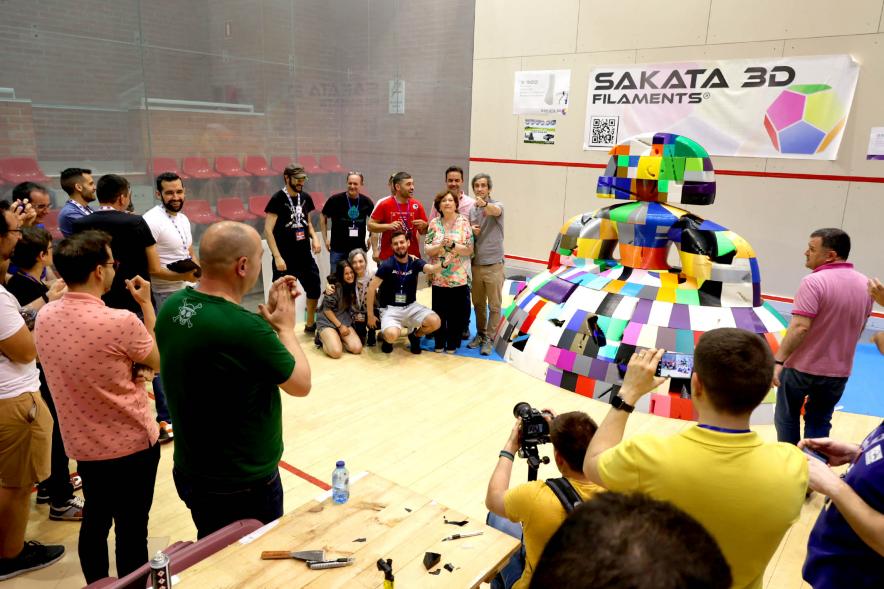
[368,172,428,261]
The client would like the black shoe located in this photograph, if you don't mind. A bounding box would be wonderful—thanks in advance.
[381,341,393,354]
[0,541,65,581]
[304,323,317,334]
[35,485,50,505]
[366,330,376,347]
[408,331,422,354]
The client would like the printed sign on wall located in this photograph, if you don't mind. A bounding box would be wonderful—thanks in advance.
[524,119,557,144]
[583,55,859,160]
[514,70,570,115]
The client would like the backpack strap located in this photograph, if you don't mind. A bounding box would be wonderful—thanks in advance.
[545,477,583,514]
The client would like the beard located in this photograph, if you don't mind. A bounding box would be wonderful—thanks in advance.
[163,199,183,213]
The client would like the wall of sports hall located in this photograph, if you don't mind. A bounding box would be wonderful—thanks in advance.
[468,0,884,321]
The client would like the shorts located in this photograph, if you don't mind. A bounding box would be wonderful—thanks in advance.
[0,391,53,488]
[380,302,434,332]
[273,255,321,300]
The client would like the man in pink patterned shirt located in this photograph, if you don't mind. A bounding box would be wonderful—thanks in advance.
[35,230,160,583]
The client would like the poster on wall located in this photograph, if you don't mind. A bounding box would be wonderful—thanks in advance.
[524,119,557,144]
[583,54,859,160]
[867,127,884,160]
[514,70,570,115]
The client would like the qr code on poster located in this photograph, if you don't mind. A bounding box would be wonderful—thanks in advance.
[589,116,619,147]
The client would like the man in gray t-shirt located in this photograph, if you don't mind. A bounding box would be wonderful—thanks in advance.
[467,173,504,356]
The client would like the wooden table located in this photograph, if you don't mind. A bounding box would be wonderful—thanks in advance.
[177,472,521,588]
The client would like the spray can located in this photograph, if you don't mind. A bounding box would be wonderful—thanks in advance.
[149,551,171,589]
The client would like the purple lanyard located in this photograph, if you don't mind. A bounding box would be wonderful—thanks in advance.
[697,424,751,434]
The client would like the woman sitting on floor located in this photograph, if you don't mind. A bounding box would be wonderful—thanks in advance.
[315,260,362,358]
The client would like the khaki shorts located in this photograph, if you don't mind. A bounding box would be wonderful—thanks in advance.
[0,392,53,488]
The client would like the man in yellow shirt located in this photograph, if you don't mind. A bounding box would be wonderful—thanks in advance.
[485,410,603,589]
[583,328,808,589]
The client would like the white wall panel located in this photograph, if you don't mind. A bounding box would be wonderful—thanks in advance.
[469,57,522,159]
[841,182,884,303]
[708,0,882,44]
[474,0,580,59]
[577,0,710,52]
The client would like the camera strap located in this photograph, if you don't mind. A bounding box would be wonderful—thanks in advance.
[545,477,583,514]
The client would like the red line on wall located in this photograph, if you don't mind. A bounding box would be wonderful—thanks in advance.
[278,460,330,491]
[470,156,884,184]
[502,254,884,319]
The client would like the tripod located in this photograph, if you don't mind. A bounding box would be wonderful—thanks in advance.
[519,443,550,482]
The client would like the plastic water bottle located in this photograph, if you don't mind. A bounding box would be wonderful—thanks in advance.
[332,460,349,504]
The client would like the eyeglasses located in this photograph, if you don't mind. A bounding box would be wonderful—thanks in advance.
[103,260,121,270]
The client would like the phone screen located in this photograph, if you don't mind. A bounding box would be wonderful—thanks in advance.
[802,447,829,464]
[656,352,693,379]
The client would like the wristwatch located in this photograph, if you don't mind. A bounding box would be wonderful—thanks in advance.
[611,394,635,413]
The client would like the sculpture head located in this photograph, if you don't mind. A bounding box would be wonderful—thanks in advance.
[596,133,716,205]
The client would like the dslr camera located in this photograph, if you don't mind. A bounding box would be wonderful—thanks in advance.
[513,402,551,448]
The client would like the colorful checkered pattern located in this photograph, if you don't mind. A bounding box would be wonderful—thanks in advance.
[493,133,785,424]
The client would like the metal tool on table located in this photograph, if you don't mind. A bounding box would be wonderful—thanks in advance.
[377,558,395,589]
[442,531,483,542]
[261,549,355,570]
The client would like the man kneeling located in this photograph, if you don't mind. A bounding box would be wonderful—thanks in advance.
[365,231,441,354]
[484,410,602,589]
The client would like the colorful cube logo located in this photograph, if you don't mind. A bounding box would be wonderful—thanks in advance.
[764,85,846,155]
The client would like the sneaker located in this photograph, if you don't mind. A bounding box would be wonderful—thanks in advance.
[35,485,50,505]
[381,341,393,354]
[70,474,82,491]
[408,331,422,355]
[304,323,317,334]
[467,334,484,349]
[0,541,65,581]
[481,338,494,356]
[49,496,84,521]
[158,421,174,444]
[366,330,376,347]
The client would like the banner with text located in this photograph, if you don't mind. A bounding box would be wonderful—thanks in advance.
[514,70,570,115]
[583,54,859,160]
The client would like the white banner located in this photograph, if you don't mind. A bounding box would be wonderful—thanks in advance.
[514,70,570,115]
[583,55,859,160]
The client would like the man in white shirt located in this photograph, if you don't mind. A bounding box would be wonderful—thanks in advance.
[0,203,65,581]
[142,173,199,310]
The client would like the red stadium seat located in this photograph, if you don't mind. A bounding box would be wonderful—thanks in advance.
[310,191,326,210]
[217,196,257,221]
[249,195,270,218]
[0,157,50,184]
[298,156,326,176]
[243,155,274,177]
[182,157,222,180]
[214,156,251,178]
[318,155,346,174]
[42,209,63,240]
[152,157,189,179]
[269,156,294,175]
[186,199,222,224]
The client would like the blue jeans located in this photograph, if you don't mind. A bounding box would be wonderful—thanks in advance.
[173,468,283,539]
[775,367,847,445]
[329,250,348,273]
[486,512,526,589]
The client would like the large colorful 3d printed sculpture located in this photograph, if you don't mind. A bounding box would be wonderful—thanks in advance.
[493,133,787,423]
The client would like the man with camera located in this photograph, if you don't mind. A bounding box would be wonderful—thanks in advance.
[484,405,602,589]
[583,328,808,589]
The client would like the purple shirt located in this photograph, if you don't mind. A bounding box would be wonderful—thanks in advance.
[786,262,872,377]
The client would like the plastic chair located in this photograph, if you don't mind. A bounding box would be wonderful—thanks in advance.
[0,157,50,184]
[151,158,189,180]
[298,156,326,176]
[186,199,222,224]
[83,519,265,589]
[269,156,294,175]
[182,157,222,180]
[318,155,346,174]
[310,191,326,210]
[214,156,251,178]
[249,195,270,218]
[41,209,63,240]
[217,196,257,221]
[243,156,274,177]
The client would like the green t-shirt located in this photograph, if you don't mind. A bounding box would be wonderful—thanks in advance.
[156,287,295,485]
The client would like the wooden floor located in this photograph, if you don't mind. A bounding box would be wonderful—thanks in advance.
[12,290,882,588]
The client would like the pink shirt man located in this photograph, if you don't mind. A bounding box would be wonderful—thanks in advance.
[34,292,158,461]
[786,262,872,377]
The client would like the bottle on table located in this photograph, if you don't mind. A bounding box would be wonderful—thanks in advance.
[332,460,349,504]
